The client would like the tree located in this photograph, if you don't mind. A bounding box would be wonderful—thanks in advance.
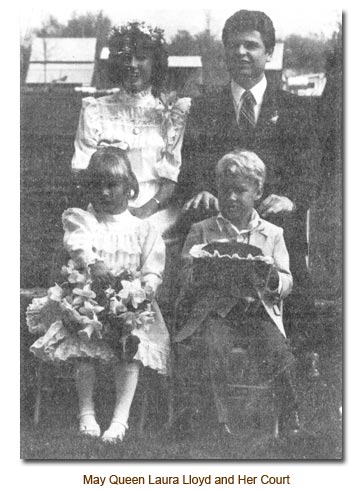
[167,30,199,55]
[168,29,228,90]
[36,11,112,38]
[283,34,330,73]
[36,15,66,37]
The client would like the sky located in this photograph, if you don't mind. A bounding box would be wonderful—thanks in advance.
[19,0,342,41]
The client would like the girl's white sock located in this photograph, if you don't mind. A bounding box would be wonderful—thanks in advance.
[102,361,140,441]
[75,361,96,414]
[75,361,101,436]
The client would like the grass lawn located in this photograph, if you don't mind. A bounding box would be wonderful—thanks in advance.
[20,354,342,461]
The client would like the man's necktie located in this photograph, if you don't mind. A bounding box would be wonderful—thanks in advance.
[239,90,256,131]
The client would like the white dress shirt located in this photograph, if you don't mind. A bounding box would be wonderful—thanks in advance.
[231,76,267,124]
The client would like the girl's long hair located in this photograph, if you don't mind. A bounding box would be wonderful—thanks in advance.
[86,146,139,200]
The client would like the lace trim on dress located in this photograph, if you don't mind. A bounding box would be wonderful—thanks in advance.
[132,337,170,376]
[30,321,170,374]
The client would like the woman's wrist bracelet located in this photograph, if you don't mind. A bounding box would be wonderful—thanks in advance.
[151,197,161,209]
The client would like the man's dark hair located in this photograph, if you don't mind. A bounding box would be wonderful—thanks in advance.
[222,10,276,54]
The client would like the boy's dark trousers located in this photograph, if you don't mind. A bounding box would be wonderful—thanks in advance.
[203,304,300,432]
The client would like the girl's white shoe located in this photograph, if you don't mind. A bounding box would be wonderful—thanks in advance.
[79,411,101,438]
[101,420,127,443]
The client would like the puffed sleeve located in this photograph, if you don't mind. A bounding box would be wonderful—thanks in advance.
[62,208,99,267]
[71,97,102,170]
[155,97,192,182]
[140,222,166,292]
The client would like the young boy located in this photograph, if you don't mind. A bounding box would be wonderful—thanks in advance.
[175,148,302,436]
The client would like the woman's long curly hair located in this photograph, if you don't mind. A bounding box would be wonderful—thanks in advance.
[107,22,168,96]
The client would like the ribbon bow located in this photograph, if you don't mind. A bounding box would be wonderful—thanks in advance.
[97,139,130,151]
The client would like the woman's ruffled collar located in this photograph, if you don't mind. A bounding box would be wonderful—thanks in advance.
[116,86,153,102]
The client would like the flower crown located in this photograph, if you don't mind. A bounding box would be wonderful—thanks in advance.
[108,21,166,54]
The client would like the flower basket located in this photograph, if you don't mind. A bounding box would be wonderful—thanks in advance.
[190,241,274,295]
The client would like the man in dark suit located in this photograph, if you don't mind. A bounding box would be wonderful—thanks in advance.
[177,10,322,375]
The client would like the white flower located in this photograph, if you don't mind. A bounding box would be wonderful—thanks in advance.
[79,300,105,318]
[118,279,146,308]
[61,297,84,324]
[47,284,63,302]
[78,317,103,341]
[269,110,279,124]
[61,260,87,284]
[110,296,127,314]
[136,310,155,331]
[72,284,96,306]
[105,286,116,297]
[173,97,191,114]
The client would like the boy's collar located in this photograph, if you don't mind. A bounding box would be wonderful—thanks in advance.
[216,209,265,235]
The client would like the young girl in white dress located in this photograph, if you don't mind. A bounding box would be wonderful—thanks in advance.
[30,146,169,442]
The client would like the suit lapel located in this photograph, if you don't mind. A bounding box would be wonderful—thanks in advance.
[217,86,238,140]
[255,83,279,132]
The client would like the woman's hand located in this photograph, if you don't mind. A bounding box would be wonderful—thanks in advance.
[258,194,295,217]
[129,200,158,219]
[129,179,175,219]
[182,191,219,212]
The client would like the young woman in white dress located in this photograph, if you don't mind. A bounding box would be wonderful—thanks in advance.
[72,22,191,235]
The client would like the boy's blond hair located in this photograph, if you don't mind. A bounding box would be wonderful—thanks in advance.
[216,148,266,192]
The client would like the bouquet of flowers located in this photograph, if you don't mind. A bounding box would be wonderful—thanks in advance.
[26,260,155,362]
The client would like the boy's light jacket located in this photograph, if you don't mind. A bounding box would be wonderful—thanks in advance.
[176,212,293,340]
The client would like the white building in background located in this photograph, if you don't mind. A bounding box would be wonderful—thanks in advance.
[283,72,327,96]
[26,37,97,86]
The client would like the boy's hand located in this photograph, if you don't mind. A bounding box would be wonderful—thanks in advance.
[89,261,114,287]
[250,263,278,290]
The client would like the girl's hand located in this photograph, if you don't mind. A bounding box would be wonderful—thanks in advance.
[89,261,115,287]
[144,284,156,302]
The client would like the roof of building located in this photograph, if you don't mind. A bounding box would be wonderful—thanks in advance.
[26,37,97,86]
[167,56,202,68]
[29,37,97,62]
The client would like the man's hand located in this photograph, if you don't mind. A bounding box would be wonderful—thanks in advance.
[258,194,295,217]
[182,191,219,212]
